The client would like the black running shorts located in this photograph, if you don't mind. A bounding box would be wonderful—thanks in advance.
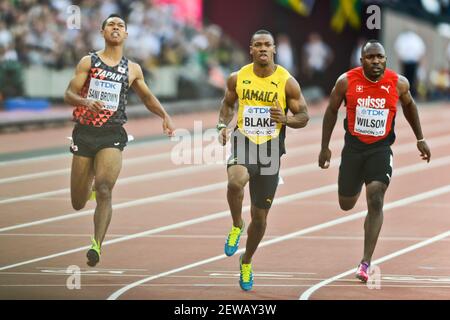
[338,145,393,197]
[70,124,128,158]
[227,143,280,210]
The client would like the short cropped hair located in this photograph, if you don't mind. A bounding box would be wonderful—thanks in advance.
[101,14,127,30]
[251,29,275,44]
[361,39,383,56]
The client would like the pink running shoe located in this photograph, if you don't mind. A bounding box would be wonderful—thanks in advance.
[356,262,370,283]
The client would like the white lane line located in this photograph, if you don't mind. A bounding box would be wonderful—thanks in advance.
[0,183,337,271]
[0,181,226,233]
[299,230,450,300]
[3,125,450,204]
[0,135,173,167]
[0,141,222,185]
[2,146,450,235]
[0,150,448,285]
[107,183,450,300]
[0,163,220,204]
[0,112,441,184]
[3,284,450,288]
[3,233,450,243]
[0,168,70,185]
[0,151,177,184]
[0,122,319,169]
[0,147,343,231]
[0,105,444,168]
[1,117,447,184]
[0,137,325,203]
[0,122,450,205]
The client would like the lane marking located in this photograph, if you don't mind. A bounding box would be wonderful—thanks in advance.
[106,183,450,300]
[3,126,450,204]
[0,181,226,232]
[3,234,450,243]
[3,137,450,233]
[299,229,450,300]
[0,135,172,167]
[1,154,450,274]
[2,284,450,289]
[1,118,447,184]
[0,164,221,204]
[0,105,444,168]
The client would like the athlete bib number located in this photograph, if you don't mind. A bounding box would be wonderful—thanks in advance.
[354,106,389,136]
[243,106,277,136]
[87,79,122,112]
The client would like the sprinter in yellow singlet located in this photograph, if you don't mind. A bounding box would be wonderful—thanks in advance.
[217,30,309,291]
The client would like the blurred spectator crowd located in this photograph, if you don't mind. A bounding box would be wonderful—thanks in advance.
[0,0,246,101]
[0,0,448,103]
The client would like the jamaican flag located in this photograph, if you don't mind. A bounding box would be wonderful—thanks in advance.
[331,0,362,33]
[277,0,316,16]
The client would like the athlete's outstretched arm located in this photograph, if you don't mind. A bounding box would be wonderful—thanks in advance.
[397,75,431,162]
[318,74,347,169]
[130,63,175,136]
[217,72,238,145]
[270,77,309,129]
[64,55,104,112]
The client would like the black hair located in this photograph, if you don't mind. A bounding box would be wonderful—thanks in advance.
[251,29,274,44]
[101,14,127,30]
[361,39,383,56]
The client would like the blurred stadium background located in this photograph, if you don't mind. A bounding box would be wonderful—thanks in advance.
[0,0,449,132]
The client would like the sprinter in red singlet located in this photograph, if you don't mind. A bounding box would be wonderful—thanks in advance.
[318,40,431,282]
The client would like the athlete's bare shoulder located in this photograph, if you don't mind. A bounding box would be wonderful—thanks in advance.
[228,71,238,82]
[396,74,410,96]
[333,73,348,95]
[336,72,348,85]
[77,55,92,71]
[285,76,301,98]
[227,71,238,90]
[127,59,140,72]
[127,60,144,83]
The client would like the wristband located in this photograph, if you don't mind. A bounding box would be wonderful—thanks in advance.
[216,123,227,132]
[417,138,425,142]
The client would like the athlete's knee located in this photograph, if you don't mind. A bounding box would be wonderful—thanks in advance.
[366,183,386,213]
[71,198,86,211]
[251,214,267,229]
[367,191,384,213]
[339,198,356,211]
[250,207,268,228]
[227,180,245,194]
[95,182,113,199]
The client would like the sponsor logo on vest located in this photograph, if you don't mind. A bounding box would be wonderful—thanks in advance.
[94,80,118,89]
[271,81,280,88]
[381,85,390,93]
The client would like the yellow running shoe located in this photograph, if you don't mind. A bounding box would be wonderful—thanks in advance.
[89,185,96,201]
[224,221,245,257]
[86,237,101,267]
[239,254,253,291]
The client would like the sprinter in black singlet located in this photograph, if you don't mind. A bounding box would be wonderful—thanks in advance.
[64,14,175,267]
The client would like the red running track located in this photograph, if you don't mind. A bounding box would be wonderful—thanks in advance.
[0,103,449,300]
